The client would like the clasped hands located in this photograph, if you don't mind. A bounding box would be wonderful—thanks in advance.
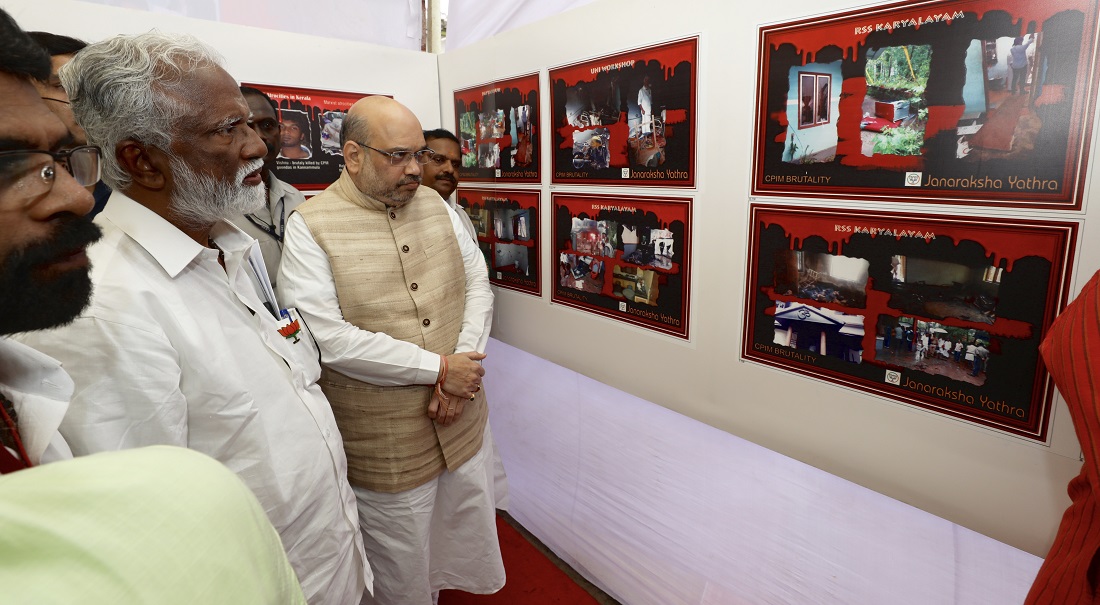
[428,351,485,426]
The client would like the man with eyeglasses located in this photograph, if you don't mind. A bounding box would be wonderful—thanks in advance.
[230,86,307,285]
[15,32,370,605]
[278,95,504,605]
[422,128,476,240]
[0,16,101,473]
[0,10,309,603]
[26,31,112,217]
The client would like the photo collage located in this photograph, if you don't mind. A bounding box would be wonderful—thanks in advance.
[456,188,541,296]
[744,204,1075,440]
[550,37,697,186]
[454,73,540,183]
[753,0,1100,208]
[552,194,691,339]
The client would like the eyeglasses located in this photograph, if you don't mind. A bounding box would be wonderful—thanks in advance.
[0,146,101,201]
[40,97,71,105]
[355,141,432,166]
[425,152,459,167]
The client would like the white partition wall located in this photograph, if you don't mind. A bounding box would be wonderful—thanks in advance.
[438,0,1096,560]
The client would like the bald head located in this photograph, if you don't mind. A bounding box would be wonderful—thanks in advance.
[342,96,421,149]
[342,96,427,207]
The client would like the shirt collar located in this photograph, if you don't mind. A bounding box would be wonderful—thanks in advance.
[99,191,254,279]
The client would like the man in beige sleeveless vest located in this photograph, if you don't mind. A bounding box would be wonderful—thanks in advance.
[278,96,504,605]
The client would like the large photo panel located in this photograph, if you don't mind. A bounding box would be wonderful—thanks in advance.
[552,193,692,339]
[454,73,541,184]
[752,0,1100,209]
[550,38,698,187]
[742,204,1077,440]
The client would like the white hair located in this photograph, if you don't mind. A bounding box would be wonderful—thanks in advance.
[58,32,224,191]
[169,156,265,229]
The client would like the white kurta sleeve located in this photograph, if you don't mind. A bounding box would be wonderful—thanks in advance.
[277,212,443,386]
[15,317,189,455]
[446,204,494,354]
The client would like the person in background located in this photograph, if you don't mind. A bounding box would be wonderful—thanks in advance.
[14,31,370,605]
[279,96,504,605]
[638,75,653,135]
[26,30,111,216]
[1009,35,1034,96]
[0,10,305,602]
[231,86,306,285]
[422,128,474,237]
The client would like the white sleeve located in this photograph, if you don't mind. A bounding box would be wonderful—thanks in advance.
[15,318,189,455]
[277,212,442,386]
[446,203,494,354]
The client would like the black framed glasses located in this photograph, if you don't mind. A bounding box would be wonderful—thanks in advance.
[0,145,101,201]
[354,141,432,166]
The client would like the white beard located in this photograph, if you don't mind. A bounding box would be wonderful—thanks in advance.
[168,156,265,228]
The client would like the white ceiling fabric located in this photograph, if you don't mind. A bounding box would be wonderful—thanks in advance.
[77,0,424,50]
[445,0,597,50]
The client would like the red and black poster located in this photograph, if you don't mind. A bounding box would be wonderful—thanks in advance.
[552,193,692,339]
[549,38,697,187]
[742,204,1077,440]
[241,83,384,191]
[752,0,1100,209]
[456,187,541,296]
[453,74,540,184]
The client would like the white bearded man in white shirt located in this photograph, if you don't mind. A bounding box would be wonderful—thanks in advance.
[14,32,371,605]
[278,96,504,605]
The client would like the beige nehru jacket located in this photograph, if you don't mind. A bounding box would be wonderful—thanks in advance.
[296,172,486,493]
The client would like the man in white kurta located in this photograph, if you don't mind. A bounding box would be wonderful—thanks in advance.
[279,96,504,605]
[18,192,370,604]
[14,33,369,605]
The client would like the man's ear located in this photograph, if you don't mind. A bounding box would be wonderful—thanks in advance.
[117,139,168,191]
[343,140,363,176]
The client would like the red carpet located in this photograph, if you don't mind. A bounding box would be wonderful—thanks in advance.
[437,515,603,604]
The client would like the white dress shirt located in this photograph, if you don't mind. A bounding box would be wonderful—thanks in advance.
[0,338,73,465]
[277,197,493,385]
[15,192,370,605]
[444,194,479,243]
